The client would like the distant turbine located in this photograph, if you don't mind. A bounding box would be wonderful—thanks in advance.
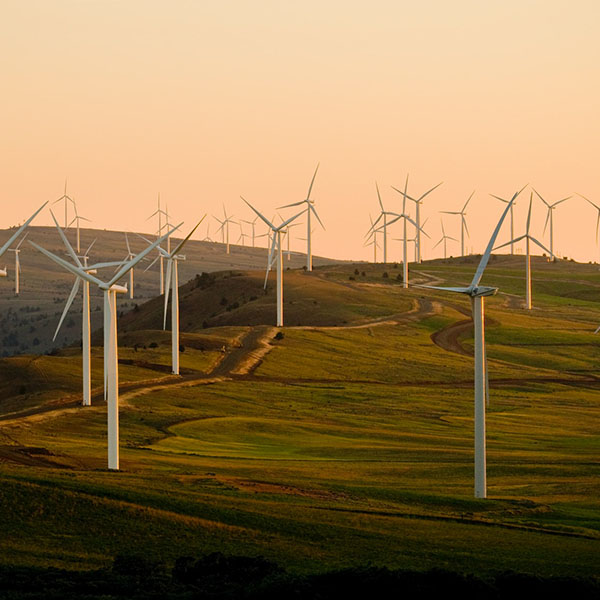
[146,194,168,294]
[241,216,259,247]
[52,179,76,228]
[490,185,528,256]
[388,176,429,288]
[397,180,443,263]
[494,193,552,310]
[0,202,49,279]
[31,224,179,470]
[421,186,523,498]
[214,205,237,254]
[432,219,458,260]
[242,197,304,327]
[68,202,91,253]
[160,219,204,375]
[440,191,474,257]
[122,234,136,299]
[278,164,324,272]
[365,214,380,263]
[532,189,570,262]
[7,234,27,295]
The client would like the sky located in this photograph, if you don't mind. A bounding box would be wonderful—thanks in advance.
[1,0,599,263]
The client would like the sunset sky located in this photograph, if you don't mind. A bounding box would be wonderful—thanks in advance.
[1,0,598,263]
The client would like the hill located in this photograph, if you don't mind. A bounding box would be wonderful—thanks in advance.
[0,255,599,581]
[0,225,341,356]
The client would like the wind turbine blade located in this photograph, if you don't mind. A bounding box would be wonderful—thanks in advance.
[532,188,550,208]
[90,260,128,270]
[170,216,205,256]
[310,205,325,230]
[493,235,526,251]
[490,194,508,204]
[49,210,82,267]
[432,238,443,250]
[29,241,103,286]
[53,278,80,341]
[419,285,472,294]
[463,190,475,212]
[470,188,523,289]
[15,233,28,250]
[391,187,418,203]
[306,163,320,201]
[125,233,132,256]
[277,200,305,209]
[594,324,600,334]
[85,238,97,256]
[275,209,306,231]
[419,182,444,202]
[552,196,571,207]
[143,253,161,272]
[529,236,552,256]
[241,197,276,230]
[579,194,600,211]
[526,194,533,234]
[108,222,182,287]
[163,259,173,330]
[440,211,460,215]
[0,201,48,259]
[440,219,446,236]
[462,215,470,239]
[543,208,551,235]
[375,182,384,211]
[264,233,276,288]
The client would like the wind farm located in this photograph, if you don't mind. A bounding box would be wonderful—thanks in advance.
[1,1,599,597]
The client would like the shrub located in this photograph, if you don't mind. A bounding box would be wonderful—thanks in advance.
[149,342,158,349]
[382,272,389,279]
[274,331,284,340]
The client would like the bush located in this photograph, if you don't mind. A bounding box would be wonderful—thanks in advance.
[382,272,389,279]
[274,331,284,340]
[149,342,158,349]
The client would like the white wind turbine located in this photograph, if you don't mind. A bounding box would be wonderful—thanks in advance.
[0,202,49,279]
[68,203,91,253]
[421,187,523,498]
[241,216,259,247]
[242,197,304,327]
[494,193,551,310]
[396,181,443,263]
[122,234,137,299]
[277,164,324,272]
[368,182,396,264]
[31,223,179,471]
[157,219,204,375]
[579,194,600,262]
[440,191,474,257]
[53,180,75,228]
[432,219,458,260]
[490,185,528,256]
[146,194,168,294]
[388,176,428,288]
[532,189,570,261]
[202,221,214,243]
[7,235,27,295]
[365,214,380,263]
[214,205,237,254]
[50,217,126,408]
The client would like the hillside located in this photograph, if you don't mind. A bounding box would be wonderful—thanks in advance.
[0,255,599,581]
[0,225,340,356]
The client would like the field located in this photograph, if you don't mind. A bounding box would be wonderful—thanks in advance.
[0,254,599,582]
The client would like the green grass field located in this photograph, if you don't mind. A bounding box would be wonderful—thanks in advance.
[0,256,599,579]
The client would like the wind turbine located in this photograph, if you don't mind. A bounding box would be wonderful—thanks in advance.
[68,203,91,253]
[532,189,570,262]
[389,176,429,288]
[494,193,552,310]
[440,191,474,257]
[159,219,205,375]
[242,197,304,327]
[241,216,259,247]
[121,234,138,299]
[146,194,168,294]
[277,164,324,272]
[396,181,442,263]
[202,221,213,243]
[31,223,179,471]
[490,185,528,256]
[432,219,458,259]
[214,205,237,254]
[0,202,49,279]
[236,223,249,247]
[7,235,27,295]
[50,217,125,408]
[579,194,600,262]
[365,214,380,263]
[53,179,75,228]
[421,187,523,498]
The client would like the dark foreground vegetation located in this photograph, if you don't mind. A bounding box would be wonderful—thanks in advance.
[1,554,598,600]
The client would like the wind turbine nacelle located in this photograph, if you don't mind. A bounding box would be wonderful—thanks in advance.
[86,269,98,275]
[174,254,186,260]
[0,268,7,277]
[472,286,498,298]
[109,284,128,294]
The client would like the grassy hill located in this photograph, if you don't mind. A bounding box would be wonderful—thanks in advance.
[0,255,599,581]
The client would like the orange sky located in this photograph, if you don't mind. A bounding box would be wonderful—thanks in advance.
[1,0,599,263]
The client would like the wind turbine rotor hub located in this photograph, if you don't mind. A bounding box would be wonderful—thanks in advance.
[471,286,498,298]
